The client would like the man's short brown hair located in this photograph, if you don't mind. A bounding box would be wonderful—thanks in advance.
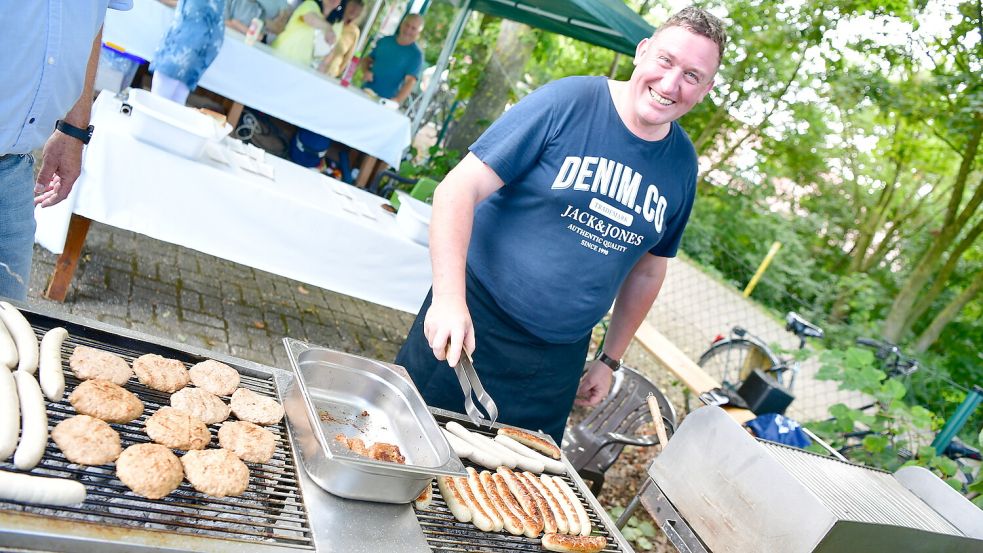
[658,6,727,63]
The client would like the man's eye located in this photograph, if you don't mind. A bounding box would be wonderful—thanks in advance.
[685,72,700,84]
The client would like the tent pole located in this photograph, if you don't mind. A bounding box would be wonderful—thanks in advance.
[410,0,472,138]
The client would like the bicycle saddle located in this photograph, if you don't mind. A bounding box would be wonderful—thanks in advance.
[785,312,824,339]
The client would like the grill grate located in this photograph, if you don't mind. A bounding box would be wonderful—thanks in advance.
[415,416,624,553]
[0,313,314,550]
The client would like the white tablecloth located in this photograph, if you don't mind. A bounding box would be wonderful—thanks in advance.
[104,0,410,167]
[35,92,431,314]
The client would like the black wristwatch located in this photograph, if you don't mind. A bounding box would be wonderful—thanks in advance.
[597,351,622,372]
[55,119,94,145]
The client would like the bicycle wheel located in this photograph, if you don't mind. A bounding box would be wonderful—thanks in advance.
[698,338,780,390]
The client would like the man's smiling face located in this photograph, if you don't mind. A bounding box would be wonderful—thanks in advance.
[626,25,719,137]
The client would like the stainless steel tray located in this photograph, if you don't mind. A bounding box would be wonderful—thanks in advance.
[283,338,465,503]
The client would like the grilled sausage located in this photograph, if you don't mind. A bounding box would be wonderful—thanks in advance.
[13,371,48,470]
[497,467,544,530]
[445,421,506,469]
[542,475,580,535]
[440,427,474,458]
[437,475,471,523]
[0,302,39,375]
[493,472,543,538]
[0,470,86,506]
[495,434,565,474]
[0,368,19,461]
[466,467,503,531]
[552,476,591,536]
[508,467,556,534]
[38,327,68,401]
[456,475,495,532]
[523,471,568,534]
[414,479,433,510]
[0,315,17,369]
[498,427,560,460]
[541,533,607,553]
[480,470,523,535]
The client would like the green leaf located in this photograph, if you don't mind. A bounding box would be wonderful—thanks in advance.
[917,445,938,460]
[636,536,653,550]
[608,506,625,518]
[968,479,983,495]
[909,406,935,430]
[978,427,983,449]
[622,527,640,541]
[637,520,657,537]
[863,434,889,453]
[934,457,959,477]
[844,347,876,368]
[944,477,962,491]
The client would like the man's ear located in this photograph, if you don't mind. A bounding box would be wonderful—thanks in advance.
[633,37,649,66]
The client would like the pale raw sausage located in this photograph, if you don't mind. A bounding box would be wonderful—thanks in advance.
[0,302,39,375]
[38,327,68,401]
[0,470,86,506]
[0,315,17,369]
[552,476,591,536]
[0,368,19,461]
[445,421,506,469]
[13,371,48,470]
[440,427,474,458]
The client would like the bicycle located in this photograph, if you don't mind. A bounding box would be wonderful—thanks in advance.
[697,311,824,392]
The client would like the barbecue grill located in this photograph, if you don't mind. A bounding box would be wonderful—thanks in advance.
[631,406,983,553]
[0,306,632,553]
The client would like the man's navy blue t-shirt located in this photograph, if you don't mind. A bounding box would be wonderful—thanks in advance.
[468,76,698,343]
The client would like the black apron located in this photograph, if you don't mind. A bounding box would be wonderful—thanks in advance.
[395,269,591,444]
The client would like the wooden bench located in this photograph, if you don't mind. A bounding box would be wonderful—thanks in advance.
[633,321,755,424]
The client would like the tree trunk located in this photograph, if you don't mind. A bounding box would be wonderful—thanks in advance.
[881,118,983,341]
[913,273,983,352]
[445,20,534,154]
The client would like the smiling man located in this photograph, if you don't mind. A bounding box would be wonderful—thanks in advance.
[395,7,726,443]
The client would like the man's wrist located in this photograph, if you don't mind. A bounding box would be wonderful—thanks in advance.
[55,120,94,145]
[597,351,622,372]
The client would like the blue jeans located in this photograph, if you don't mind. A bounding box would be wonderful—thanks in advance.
[0,154,37,301]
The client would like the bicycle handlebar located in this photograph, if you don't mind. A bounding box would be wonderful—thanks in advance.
[855,337,919,376]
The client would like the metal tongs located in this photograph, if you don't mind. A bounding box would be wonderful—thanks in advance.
[452,349,499,428]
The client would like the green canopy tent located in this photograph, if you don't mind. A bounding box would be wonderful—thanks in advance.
[409,0,655,134]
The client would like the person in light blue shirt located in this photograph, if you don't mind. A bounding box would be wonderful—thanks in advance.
[361,14,424,105]
[0,0,133,301]
[151,0,226,105]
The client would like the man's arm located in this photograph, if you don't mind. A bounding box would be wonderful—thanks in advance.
[226,19,251,33]
[392,75,417,104]
[575,254,669,406]
[425,152,505,367]
[34,27,102,208]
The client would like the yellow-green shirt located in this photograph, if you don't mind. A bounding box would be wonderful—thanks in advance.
[271,0,319,66]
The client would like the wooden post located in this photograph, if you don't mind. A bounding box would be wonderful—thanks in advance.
[44,214,92,302]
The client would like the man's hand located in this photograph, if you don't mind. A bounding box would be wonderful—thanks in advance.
[423,293,475,368]
[34,132,84,207]
[575,359,614,407]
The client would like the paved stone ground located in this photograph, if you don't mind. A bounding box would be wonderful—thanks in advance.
[28,222,417,373]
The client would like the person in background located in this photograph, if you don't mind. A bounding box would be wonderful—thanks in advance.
[319,0,364,78]
[0,1,133,301]
[224,0,290,40]
[151,0,226,105]
[361,13,424,105]
[394,7,727,443]
[271,0,342,68]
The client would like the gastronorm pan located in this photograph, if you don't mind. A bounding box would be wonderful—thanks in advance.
[282,338,465,503]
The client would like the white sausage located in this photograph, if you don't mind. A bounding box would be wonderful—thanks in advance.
[440,427,474,458]
[0,470,86,506]
[466,467,503,531]
[445,421,505,469]
[437,476,471,523]
[456,476,494,532]
[449,421,521,469]
[496,434,566,474]
[38,327,68,401]
[552,476,591,536]
[481,470,523,535]
[542,475,580,535]
[0,302,38,375]
[0,316,17,369]
[523,471,568,534]
[0,367,19,460]
[13,371,48,470]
